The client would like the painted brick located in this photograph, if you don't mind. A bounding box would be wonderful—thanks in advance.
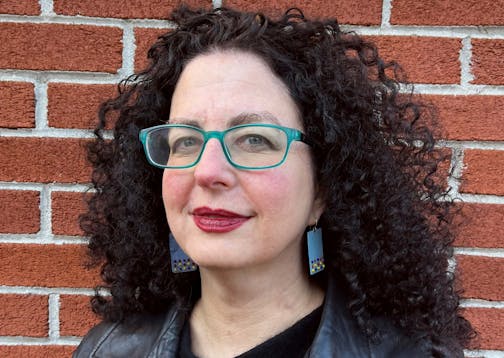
[0,137,91,183]
[0,346,76,357]
[47,83,117,129]
[369,36,461,84]
[134,28,171,72]
[223,0,383,25]
[453,203,504,248]
[0,81,35,128]
[464,308,504,350]
[390,0,504,26]
[0,0,39,15]
[0,244,99,287]
[0,294,48,336]
[471,39,504,85]
[52,192,89,236]
[457,255,504,301]
[0,23,122,73]
[54,0,211,19]
[423,95,504,141]
[60,295,101,336]
[460,150,504,196]
[0,190,39,234]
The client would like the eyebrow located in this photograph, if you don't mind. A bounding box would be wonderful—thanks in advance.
[229,112,281,127]
[170,112,282,128]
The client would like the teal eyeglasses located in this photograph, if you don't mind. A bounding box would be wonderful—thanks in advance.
[139,123,314,170]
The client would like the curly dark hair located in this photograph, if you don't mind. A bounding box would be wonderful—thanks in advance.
[80,5,474,356]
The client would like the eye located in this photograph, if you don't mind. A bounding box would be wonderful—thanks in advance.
[234,134,277,152]
[170,135,203,154]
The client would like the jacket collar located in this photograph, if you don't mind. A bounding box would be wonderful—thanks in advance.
[306,275,371,357]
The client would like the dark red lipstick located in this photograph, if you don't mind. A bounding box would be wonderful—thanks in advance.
[192,207,250,233]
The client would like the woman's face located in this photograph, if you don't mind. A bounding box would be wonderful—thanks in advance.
[163,50,324,271]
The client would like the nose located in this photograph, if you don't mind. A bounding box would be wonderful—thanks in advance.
[193,138,236,189]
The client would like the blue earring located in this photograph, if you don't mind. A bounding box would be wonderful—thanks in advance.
[169,233,198,273]
[307,223,325,275]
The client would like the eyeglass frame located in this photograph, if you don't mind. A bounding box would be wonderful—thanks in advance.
[138,123,315,170]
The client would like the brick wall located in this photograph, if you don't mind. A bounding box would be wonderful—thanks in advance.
[0,0,503,356]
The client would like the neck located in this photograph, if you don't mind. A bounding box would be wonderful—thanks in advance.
[189,260,325,358]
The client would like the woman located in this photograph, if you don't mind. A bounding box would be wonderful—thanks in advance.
[75,6,474,357]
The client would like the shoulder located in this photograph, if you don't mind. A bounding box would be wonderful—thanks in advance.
[73,307,186,358]
[370,318,432,357]
[309,275,432,358]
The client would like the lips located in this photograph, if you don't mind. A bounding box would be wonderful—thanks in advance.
[192,207,250,233]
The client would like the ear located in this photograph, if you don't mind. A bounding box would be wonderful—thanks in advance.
[310,196,326,225]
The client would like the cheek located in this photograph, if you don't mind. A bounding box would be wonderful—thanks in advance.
[247,168,313,217]
[162,171,192,214]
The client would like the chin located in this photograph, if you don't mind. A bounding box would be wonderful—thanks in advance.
[190,250,261,272]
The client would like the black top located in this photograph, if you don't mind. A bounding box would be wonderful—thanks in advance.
[178,305,323,358]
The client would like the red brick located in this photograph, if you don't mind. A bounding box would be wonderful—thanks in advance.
[223,0,383,25]
[370,36,461,84]
[0,190,39,234]
[0,137,91,183]
[0,346,76,358]
[0,294,48,336]
[0,0,39,15]
[52,192,89,236]
[0,244,99,287]
[0,23,122,73]
[472,39,504,85]
[464,308,504,350]
[457,255,504,301]
[134,28,171,72]
[423,95,504,141]
[48,83,117,129]
[454,203,504,248]
[437,149,452,190]
[460,150,504,196]
[391,0,504,26]
[60,295,100,336]
[0,82,35,128]
[54,0,211,19]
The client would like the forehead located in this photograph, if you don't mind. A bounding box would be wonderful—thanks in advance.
[169,50,301,129]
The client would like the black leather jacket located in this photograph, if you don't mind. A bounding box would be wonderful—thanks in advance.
[74,277,433,357]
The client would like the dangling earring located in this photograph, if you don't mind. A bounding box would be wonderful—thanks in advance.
[307,222,325,275]
[169,233,198,273]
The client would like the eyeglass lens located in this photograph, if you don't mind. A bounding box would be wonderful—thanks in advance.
[146,126,289,168]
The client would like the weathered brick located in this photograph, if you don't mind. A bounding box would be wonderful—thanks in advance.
[454,203,504,248]
[0,0,40,15]
[0,81,35,128]
[0,244,99,288]
[134,28,171,72]
[391,0,504,26]
[370,36,461,84]
[460,150,504,196]
[457,255,504,301]
[223,0,383,25]
[54,0,211,19]
[464,308,504,350]
[52,192,89,236]
[0,346,76,358]
[472,39,504,85]
[48,83,117,129]
[0,23,122,72]
[0,294,48,336]
[0,190,39,234]
[0,137,91,183]
[60,295,101,336]
[424,95,504,141]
